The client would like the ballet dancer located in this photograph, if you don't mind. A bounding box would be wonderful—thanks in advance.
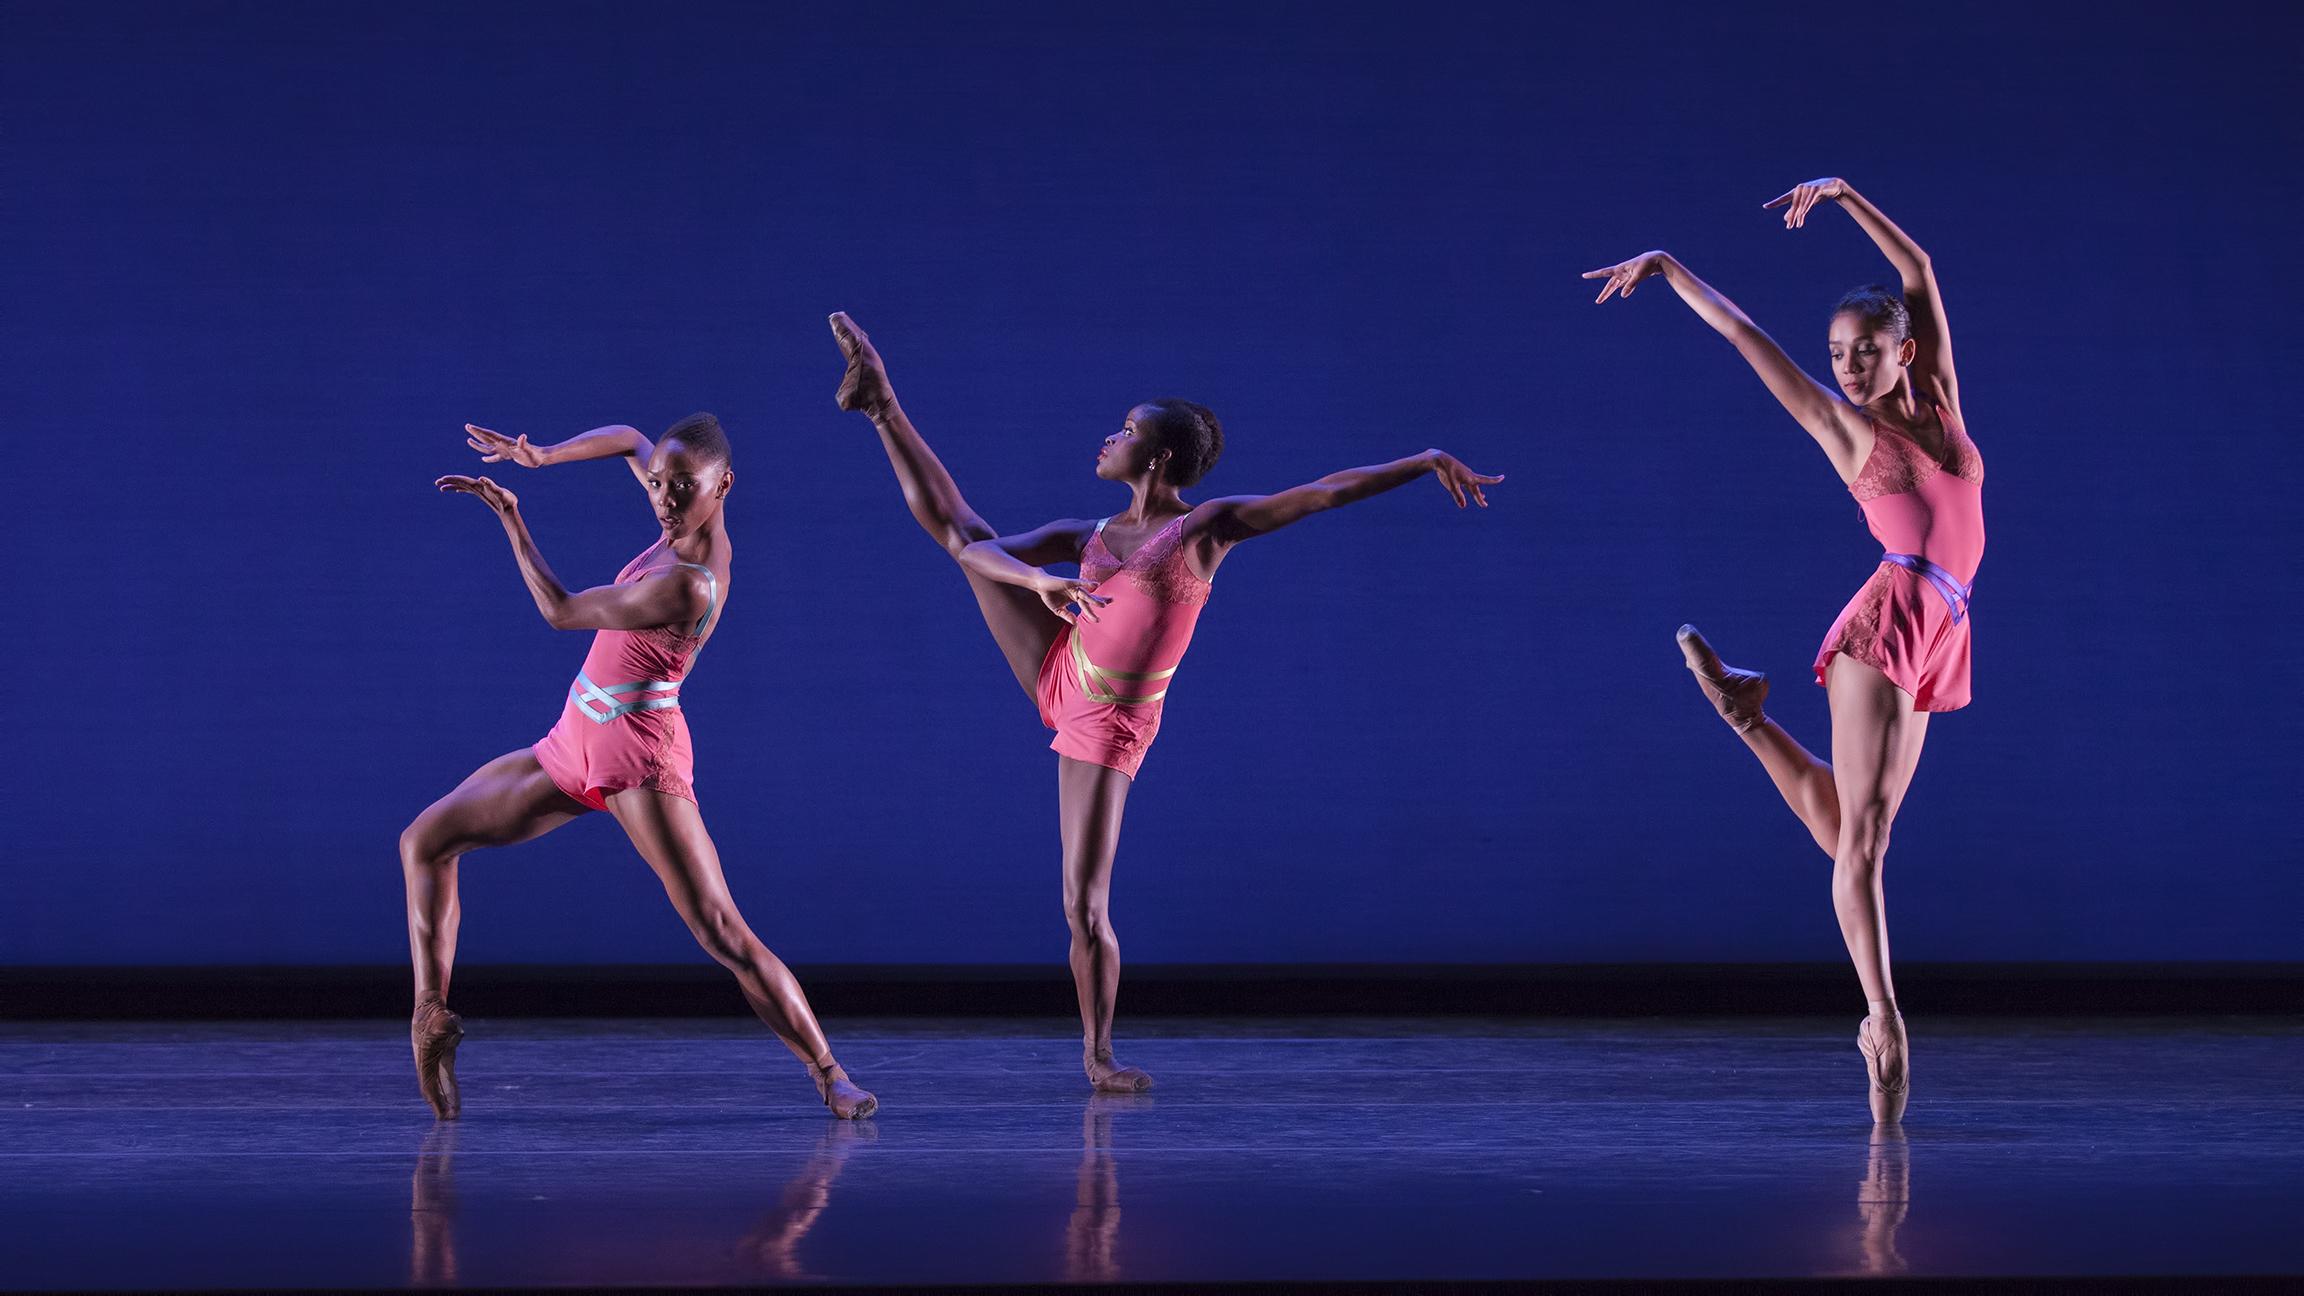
[828,312,1502,1092]
[400,414,876,1120]
[1584,177,1981,1122]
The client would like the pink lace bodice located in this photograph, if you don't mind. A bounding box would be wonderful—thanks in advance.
[1073,513,1211,683]
[1851,405,1985,502]
[1081,514,1212,607]
[1846,404,1986,584]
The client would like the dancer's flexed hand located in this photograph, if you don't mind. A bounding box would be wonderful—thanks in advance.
[1036,576,1110,625]
[1426,450,1503,509]
[829,311,896,416]
[464,424,549,468]
[1763,177,1848,229]
[435,473,520,515]
[1583,251,1674,303]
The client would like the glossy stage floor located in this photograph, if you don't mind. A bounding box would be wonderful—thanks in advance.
[5,1015,2300,1292]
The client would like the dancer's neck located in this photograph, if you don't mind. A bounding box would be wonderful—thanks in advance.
[664,516,724,565]
[1862,376,1924,426]
[1115,479,1189,527]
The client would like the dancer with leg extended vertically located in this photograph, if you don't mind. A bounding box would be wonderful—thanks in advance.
[1584,177,1981,1122]
[401,414,875,1120]
[828,313,1502,1092]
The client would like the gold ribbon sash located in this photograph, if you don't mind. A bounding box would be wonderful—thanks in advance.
[1070,631,1177,706]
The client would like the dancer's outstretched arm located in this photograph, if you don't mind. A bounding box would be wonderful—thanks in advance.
[956,520,1110,624]
[1585,250,1866,477]
[466,423,659,486]
[1188,449,1502,553]
[1766,177,1958,409]
[435,474,709,630]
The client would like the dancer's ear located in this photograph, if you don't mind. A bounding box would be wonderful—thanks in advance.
[1897,336,1918,368]
[715,468,734,499]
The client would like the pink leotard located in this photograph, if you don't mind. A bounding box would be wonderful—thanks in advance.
[532,544,720,810]
[1814,403,1985,711]
[1035,514,1212,778]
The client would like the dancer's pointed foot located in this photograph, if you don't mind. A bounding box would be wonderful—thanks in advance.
[1676,624,1769,732]
[828,312,894,416]
[1858,1012,1910,1125]
[808,1053,878,1120]
[1085,1047,1153,1094]
[410,997,465,1121]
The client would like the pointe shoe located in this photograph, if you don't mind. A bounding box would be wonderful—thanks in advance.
[410,999,465,1121]
[808,1053,878,1120]
[1676,624,1769,732]
[1084,1047,1153,1094]
[1858,1013,1910,1125]
[828,312,894,416]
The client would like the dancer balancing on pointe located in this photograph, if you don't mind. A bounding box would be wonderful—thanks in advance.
[1584,177,1981,1123]
[400,414,876,1120]
[828,312,1502,1093]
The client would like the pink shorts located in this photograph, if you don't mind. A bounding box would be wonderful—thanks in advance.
[1814,562,1974,712]
[1036,627,1160,779]
[533,702,697,811]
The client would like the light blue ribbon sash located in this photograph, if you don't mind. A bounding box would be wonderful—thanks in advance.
[569,671,682,723]
[1881,552,1973,625]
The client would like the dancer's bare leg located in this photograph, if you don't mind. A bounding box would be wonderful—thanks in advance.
[1058,756,1148,1092]
[1740,720,1842,859]
[607,788,877,1118]
[1825,653,1930,1122]
[398,748,588,1118]
[834,313,1138,1088]
[1678,625,1840,857]
[832,311,1066,697]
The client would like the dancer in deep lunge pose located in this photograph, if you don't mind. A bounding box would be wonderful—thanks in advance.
[828,312,1502,1092]
[400,414,875,1120]
[1584,177,1981,1122]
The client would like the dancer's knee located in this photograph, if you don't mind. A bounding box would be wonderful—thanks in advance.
[1835,802,1893,874]
[1063,895,1112,943]
[939,514,996,557]
[399,818,453,872]
[688,904,759,967]
[1841,791,1893,847]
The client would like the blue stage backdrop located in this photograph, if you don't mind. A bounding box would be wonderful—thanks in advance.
[5,1,2297,967]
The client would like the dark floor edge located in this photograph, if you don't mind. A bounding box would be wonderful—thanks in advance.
[30,1273,2293,1294]
[6,962,2300,1020]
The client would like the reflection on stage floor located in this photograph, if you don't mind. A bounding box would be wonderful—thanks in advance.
[4,1015,2299,1289]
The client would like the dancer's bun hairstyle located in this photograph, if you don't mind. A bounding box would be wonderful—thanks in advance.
[663,411,733,470]
[1141,399,1224,487]
[1832,285,1911,343]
